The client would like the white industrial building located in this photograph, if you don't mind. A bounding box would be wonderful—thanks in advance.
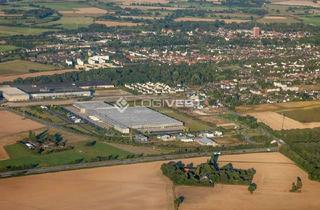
[72,101,184,134]
[15,84,92,100]
[0,85,30,102]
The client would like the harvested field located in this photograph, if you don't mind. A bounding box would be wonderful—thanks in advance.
[258,15,297,23]
[0,60,57,76]
[272,0,320,7]
[175,17,249,23]
[59,7,108,16]
[1,153,320,210]
[263,16,287,20]
[0,111,45,138]
[236,100,320,113]
[177,152,320,210]
[249,111,320,130]
[0,111,45,160]
[0,158,175,210]
[0,68,78,83]
[95,20,140,27]
[282,107,320,123]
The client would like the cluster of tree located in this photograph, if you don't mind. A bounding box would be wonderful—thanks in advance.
[248,182,257,194]
[23,8,56,19]
[11,63,227,86]
[1,163,39,172]
[161,153,256,186]
[174,196,185,210]
[223,113,260,128]
[85,153,143,163]
[277,128,320,181]
[236,115,260,129]
[85,140,97,147]
[22,130,73,154]
[290,176,303,192]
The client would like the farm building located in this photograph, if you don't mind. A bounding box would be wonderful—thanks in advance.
[72,101,184,134]
[0,85,30,102]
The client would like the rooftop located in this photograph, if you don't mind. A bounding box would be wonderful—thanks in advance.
[74,101,184,130]
[0,85,29,96]
[14,83,84,94]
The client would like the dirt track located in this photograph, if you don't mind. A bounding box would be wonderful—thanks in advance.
[0,153,320,210]
[249,111,320,130]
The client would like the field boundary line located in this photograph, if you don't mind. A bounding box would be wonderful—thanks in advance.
[0,147,278,178]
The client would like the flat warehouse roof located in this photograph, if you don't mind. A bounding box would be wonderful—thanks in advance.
[0,85,29,96]
[74,101,113,110]
[95,106,183,129]
[73,101,183,129]
[14,83,84,94]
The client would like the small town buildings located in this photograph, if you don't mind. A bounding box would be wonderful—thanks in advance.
[135,134,149,143]
[157,134,176,141]
[176,134,194,142]
[253,27,261,38]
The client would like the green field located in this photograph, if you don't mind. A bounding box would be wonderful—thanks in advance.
[282,107,320,123]
[0,60,57,75]
[302,15,320,26]
[0,45,17,52]
[40,16,94,29]
[36,2,90,10]
[157,107,212,131]
[0,141,132,170]
[0,25,56,36]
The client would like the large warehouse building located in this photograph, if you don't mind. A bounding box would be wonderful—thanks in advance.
[73,101,185,134]
[0,85,30,102]
[0,81,113,102]
[15,83,91,100]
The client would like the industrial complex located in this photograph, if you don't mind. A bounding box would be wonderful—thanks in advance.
[71,101,185,134]
[0,81,114,102]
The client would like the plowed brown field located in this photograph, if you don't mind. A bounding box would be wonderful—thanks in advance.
[0,153,320,210]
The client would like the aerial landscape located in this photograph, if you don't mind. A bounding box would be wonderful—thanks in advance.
[1,0,320,209]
